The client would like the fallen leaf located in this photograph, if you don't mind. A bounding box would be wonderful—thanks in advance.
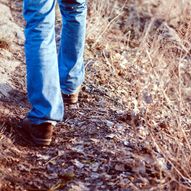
[72,159,84,169]
[106,134,115,139]
[36,154,50,161]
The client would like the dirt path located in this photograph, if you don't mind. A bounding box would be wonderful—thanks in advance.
[0,1,136,190]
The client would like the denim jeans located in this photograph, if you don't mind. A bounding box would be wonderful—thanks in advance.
[23,0,87,124]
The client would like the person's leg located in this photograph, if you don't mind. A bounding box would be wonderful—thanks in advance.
[57,0,87,95]
[23,0,64,124]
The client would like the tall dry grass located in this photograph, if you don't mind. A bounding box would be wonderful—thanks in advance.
[87,0,191,190]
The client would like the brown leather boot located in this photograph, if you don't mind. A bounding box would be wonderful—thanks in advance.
[20,119,54,146]
[62,86,81,105]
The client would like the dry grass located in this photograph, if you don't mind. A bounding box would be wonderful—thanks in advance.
[0,123,7,188]
[86,0,191,190]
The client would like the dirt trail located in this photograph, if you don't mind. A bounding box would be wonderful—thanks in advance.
[0,1,133,190]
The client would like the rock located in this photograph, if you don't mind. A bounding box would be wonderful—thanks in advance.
[0,2,24,101]
[36,154,50,161]
[0,3,24,43]
[104,120,114,128]
[72,159,84,169]
[90,162,99,172]
[0,83,13,97]
[90,172,100,179]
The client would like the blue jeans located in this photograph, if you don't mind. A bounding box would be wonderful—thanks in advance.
[23,0,87,124]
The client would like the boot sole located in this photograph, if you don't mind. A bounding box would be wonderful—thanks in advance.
[31,134,52,146]
[63,96,79,104]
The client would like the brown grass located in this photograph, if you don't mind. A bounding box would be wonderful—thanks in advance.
[86,0,191,190]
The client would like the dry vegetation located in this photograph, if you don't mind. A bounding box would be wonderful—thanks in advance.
[0,0,191,190]
[86,0,191,190]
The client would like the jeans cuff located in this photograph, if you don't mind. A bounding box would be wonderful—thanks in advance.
[26,117,57,126]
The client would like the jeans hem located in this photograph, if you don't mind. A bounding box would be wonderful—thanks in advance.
[27,117,58,126]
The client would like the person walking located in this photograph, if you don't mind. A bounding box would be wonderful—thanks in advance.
[21,0,87,146]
